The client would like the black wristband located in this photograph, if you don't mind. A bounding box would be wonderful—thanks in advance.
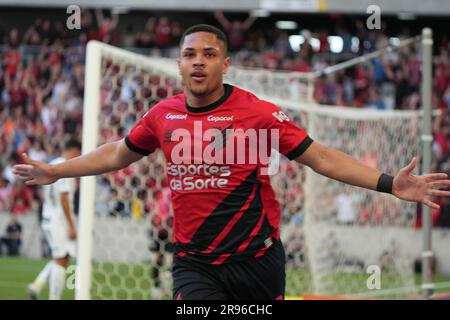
[377,173,394,194]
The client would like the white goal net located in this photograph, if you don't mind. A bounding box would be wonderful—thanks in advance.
[76,40,424,300]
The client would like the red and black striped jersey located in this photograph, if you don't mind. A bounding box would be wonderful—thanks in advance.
[126,84,313,264]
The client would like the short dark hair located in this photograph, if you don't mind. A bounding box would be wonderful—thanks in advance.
[65,139,82,151]
[180,24,228,54]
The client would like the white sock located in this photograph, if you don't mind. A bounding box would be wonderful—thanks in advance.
[31,261,54,293]
[49,263,66,300]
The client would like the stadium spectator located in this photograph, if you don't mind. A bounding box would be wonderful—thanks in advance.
[7,28,20,49]
[213,11,257,52]
[131,189,147,220]
[10,180,34,214]
[290,55,311,73]
[95,176,112,217]
[0,177,11,212]
[170,21,182,47]
[122,24,136,48]
[23,20,43,46]
[0,214,22,256]
[135,17,157,49]
[38,19,56,46]
[154,16,173,50]
[284,216,305,267]
[368,88,385,110]
[393,67,411,109]
[335,190,358,225]
[95,9,119,45]
[109,188,131,217]
[438,196,450,228]
[298,29,314,62]
[28,141,48,163]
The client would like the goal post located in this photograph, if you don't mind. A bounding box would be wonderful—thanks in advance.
[420,27,433,299]
[75,41,181,300]
[75,40,101,300]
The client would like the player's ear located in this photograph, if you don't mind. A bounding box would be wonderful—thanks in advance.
[223,56,231,75]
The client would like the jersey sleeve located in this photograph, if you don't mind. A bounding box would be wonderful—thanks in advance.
[125,110,160,156]
[259,102,313,160]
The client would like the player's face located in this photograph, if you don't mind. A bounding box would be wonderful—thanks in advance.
[178,32,230,98]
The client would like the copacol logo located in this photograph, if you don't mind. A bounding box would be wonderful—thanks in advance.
[66,5,81,30]
[207,115,234,122]
[166,113,188,120]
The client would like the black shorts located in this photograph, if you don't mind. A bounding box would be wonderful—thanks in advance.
[172,240,286,300]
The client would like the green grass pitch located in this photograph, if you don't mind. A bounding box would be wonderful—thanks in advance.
[1,257,450,300]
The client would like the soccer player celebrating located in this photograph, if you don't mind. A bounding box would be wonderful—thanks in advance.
[14,25,450,300]
[26,140,81,300]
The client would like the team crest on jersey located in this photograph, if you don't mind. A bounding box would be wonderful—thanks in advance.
[272,111,290,123]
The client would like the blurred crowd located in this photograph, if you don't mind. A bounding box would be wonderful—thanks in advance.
[0,9,449,230]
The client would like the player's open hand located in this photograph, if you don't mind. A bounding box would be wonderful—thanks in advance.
[393,157,450,209]
[12,153,58,186]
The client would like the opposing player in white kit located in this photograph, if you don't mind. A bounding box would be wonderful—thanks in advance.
[27,140,81,300]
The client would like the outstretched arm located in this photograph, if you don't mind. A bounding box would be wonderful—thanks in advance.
[13,139,143,186]
[296,141,450,209]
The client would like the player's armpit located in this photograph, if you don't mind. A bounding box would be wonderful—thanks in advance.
[115,138,145,168]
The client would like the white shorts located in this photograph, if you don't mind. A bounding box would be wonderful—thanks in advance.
[42,223,77,259]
